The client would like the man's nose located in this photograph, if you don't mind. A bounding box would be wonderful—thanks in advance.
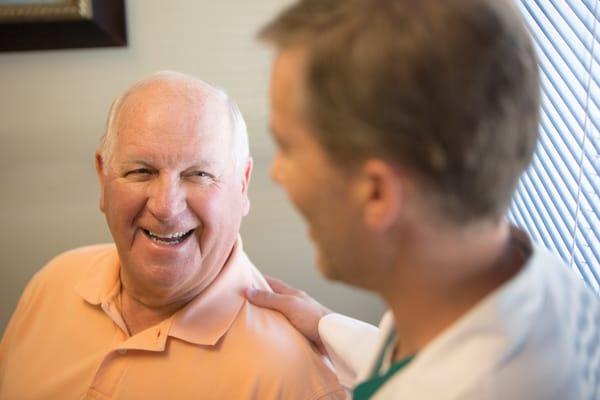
[147,174,186,221]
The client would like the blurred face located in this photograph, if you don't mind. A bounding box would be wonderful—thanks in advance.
[97,82,251,306]
[269,47,366,283]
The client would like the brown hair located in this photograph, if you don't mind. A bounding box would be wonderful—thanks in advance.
[260,0,540,222]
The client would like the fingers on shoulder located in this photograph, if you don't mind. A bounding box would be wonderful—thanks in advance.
[265,275,302,296]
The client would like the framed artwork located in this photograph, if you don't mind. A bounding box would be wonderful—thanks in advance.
[0,0,127,52]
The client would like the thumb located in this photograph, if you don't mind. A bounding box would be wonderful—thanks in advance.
[245,288,289,313]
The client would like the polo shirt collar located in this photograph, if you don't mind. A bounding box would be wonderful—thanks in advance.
[75,246,121,306]
[169,239,253,345]
[75,237,254,347]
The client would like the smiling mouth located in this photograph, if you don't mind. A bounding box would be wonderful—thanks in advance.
[142,229,194,246]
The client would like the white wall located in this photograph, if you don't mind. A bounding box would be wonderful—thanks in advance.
[0,0,385,332]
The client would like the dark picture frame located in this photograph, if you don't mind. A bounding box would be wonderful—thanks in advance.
[0,0,127,52]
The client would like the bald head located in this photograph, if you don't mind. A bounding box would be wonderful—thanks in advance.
[99,71,250,174]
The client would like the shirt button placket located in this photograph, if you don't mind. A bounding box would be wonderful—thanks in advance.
[86,349,129,399]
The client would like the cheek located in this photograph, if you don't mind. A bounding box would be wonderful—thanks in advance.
[188,187,243,228]
[278,167,308,209]
[104,183,146,227]
[290,173,326,217]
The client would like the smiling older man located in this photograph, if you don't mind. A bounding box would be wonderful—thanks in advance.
[0,71,343,400]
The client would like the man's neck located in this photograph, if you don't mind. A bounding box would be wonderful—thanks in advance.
[381,222,527,361]
[116,244,236,336]
[119,287,187,336]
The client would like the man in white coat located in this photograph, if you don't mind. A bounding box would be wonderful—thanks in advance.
[247,0,600,398]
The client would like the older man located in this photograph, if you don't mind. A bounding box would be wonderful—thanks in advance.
[0,71,343,399]
[247,0,600,399]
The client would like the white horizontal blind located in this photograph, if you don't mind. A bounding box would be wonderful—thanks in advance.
[508,0,600,292]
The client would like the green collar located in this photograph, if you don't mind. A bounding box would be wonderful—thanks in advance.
[353,330,415,399]
[353,355,414,399]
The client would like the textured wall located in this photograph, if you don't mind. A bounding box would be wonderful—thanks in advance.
[0,0,385,333]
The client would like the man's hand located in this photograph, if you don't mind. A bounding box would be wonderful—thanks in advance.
[246,276,332,352]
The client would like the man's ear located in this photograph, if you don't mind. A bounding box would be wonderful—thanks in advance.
[241,157,253,216]
[95,152,106,213]
[354,159,405,232]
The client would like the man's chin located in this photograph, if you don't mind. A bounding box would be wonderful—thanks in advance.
[314,252,340,281]
[315,253,373,290]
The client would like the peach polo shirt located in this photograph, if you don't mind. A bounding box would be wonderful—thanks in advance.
[0,241,344,400]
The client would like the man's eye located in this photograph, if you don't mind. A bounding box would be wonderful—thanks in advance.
[190,171,211,178]
[185,171,216,183]
[127,168,152,176]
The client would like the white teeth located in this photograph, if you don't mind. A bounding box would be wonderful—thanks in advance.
[142,229,193,246]
[148,230,188,239]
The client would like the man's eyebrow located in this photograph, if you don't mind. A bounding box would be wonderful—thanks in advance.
[186,160,218,170]
[121,160,154,167]
[122,159,217,169]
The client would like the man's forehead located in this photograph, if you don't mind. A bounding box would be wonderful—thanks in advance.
[273,47,307,89]
[110,98,231,164]
[271,47,310,117]
[120,81,224,114]
[115,120,230,153]
[110,133,230,172]
[115,81,232,134]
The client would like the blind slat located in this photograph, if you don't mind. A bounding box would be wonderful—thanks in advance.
[511,0,599,292]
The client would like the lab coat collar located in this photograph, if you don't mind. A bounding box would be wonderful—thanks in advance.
[364,227,545,397]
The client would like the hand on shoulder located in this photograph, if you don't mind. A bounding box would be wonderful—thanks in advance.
[246,276,332,353]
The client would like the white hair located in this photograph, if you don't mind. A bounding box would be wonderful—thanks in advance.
[99,70,250,174]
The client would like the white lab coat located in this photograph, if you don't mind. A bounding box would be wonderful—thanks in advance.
[319,244,600,399]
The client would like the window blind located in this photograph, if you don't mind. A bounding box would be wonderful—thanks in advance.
[509,0,600,292]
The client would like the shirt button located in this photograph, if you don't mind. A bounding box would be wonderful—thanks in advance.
[117,349,127,355]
